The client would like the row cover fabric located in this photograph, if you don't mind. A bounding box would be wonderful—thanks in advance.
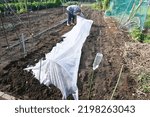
[25,16,93,100]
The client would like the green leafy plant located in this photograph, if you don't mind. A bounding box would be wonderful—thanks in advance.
[92,0,110,10]
[143,34,150,43]
[103,0,110,10]
[17,0,28,13]
[130,27,144,42]
[54,0,61,5]
[91,2,102,10]
[144,20,150,28]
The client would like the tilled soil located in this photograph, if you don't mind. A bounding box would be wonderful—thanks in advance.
[0,7,150,100]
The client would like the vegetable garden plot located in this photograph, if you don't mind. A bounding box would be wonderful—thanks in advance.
[0,7,150,100]
[25,16,93,100]
[0,7,66,70]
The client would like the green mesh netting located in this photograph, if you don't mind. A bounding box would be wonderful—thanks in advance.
[105,0,149,31]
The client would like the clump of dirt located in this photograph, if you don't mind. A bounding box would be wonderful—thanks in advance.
[0,7,150,100]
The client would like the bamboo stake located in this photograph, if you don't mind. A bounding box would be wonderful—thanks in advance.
[110,64,124,100]
[129,0,143,20]
[123,0,143,26]
[119,0,134,25]
[0,13,10,48]
[88,70,94,99]
[21,33,26,57]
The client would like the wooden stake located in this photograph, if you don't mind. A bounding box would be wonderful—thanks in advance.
[110,65,124,100]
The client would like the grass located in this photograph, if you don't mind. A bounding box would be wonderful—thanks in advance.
[138,72,150,93]
[91,2,102,10]
[143,34,150,43]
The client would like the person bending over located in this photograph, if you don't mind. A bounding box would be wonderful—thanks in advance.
[66,5,84,26]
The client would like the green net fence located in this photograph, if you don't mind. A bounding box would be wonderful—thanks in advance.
[105,0,150,31]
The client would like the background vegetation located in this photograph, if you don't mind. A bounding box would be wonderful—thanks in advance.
[0,0,61,14]
[91,0,110,10]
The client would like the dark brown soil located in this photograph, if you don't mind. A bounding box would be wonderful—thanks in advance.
[0,7,150,100]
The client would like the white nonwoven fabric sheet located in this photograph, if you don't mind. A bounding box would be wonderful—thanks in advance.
[25,16,93,100]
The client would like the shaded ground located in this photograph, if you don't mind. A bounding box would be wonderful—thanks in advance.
[0,7,150,100]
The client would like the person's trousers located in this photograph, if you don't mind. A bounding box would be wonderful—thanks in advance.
[67,11,76,24]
